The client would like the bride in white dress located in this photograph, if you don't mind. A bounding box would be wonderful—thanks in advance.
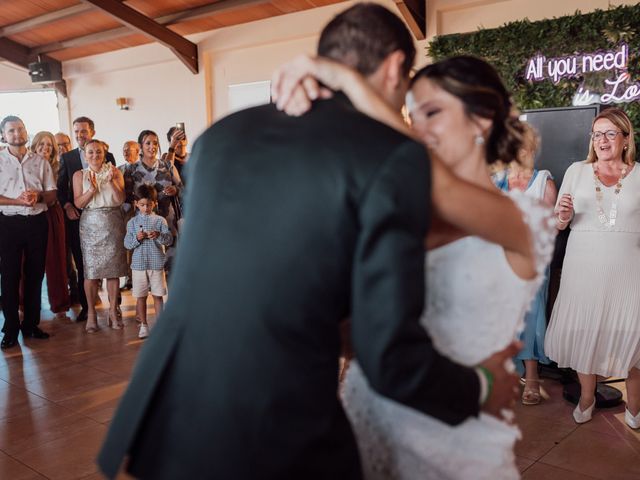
[273,55,555,479]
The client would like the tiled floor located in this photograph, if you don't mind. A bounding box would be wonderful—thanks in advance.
[0,290,639,479]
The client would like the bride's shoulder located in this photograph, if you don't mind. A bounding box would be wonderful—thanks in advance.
[507,190,556,277]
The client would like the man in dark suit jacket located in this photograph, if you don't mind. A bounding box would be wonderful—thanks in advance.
[98,5,520,479]
[57,116,116,321]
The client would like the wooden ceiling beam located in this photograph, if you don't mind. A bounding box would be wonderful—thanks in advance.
[0,37,68,98]
[0,4,94,37]
[79,0,199,73]
[0,37,31,69]
[32,0,267,56]
[395,0,426,40]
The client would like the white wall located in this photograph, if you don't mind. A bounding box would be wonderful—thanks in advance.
[0,62,33,91]
[63,52,206,164]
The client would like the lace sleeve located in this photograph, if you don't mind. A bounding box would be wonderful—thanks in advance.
[508,190,557,281]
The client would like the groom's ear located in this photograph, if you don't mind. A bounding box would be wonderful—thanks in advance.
[382,50,407,92]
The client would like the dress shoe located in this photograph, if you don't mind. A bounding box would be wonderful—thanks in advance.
[76,309,88,322]
[573,399,596,424]
[625,408,640,429]
[22,327,50,339]
[1,335,18,349]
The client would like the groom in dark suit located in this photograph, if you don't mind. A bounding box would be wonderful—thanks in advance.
[99,4,520,479]
[57,116,116,321]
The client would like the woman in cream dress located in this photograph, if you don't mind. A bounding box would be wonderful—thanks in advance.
[73,139,127,333]
[545,107,640,429]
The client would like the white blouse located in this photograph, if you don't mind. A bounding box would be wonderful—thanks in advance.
[0,149,56,216]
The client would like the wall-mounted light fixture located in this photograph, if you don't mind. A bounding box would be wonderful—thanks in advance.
[116,97,130,110]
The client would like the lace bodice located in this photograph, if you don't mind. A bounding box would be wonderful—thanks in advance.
[423,191,555,365]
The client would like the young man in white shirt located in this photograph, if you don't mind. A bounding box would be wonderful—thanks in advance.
[0,116,57,349]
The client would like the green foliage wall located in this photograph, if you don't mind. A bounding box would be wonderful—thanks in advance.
[427,4,640,152]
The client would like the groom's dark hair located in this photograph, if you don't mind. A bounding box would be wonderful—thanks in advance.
[317,3,415,77]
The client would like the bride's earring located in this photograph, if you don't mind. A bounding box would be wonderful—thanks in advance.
[475,135,485,146]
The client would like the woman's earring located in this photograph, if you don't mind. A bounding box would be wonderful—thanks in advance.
[475,135,485,146]
[624,145,628,150]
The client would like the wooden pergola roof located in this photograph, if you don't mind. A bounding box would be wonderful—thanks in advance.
[0,0,425,96]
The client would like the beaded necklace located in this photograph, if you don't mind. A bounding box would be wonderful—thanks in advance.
[593,162,627,229]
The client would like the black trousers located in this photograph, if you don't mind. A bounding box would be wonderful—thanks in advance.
[0,213,48,337]
[65,217,88,310]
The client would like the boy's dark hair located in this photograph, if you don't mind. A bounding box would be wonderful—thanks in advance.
[317,3,415,77]
[135,184,158,202]
[72,116,95,131]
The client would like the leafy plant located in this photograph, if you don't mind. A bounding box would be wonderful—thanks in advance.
[427,4,640,153]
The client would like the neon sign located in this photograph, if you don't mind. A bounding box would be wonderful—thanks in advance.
[524,43,640,105]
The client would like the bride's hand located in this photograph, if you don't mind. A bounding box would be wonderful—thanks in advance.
[271,55,353,116]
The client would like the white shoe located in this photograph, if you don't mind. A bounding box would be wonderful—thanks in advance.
[625,408,640,429]
[138,324,149,339]
[573,399,596,424]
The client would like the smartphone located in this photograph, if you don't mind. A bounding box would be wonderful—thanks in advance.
[176,122,185,131]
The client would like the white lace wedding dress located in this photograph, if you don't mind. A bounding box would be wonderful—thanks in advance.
[342,192,556,480]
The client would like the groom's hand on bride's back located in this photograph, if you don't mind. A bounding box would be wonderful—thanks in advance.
[479,341,522,419]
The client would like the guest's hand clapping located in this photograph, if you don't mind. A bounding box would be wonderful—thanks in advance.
[104,164,117,183]
[88,171,99,192]
[479,341,522,420]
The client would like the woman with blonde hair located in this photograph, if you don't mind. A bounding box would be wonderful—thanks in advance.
[73,139,127,333]
[31,131,70,320]
[546,107,640,428]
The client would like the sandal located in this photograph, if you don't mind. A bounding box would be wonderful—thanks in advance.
[85,314,99,334]
[521,379,542,405]
[108,310,123,330]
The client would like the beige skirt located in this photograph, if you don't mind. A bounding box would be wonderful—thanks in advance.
[545,230,640,377]
[80,207,128,280]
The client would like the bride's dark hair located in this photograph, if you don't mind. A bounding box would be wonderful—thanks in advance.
[410,56,525,165]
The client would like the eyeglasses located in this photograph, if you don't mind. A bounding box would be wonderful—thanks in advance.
[591,130,624,141]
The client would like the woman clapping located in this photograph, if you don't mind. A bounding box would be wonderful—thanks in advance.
[73,139,128,333]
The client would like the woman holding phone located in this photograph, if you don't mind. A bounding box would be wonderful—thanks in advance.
[123,129,183,235]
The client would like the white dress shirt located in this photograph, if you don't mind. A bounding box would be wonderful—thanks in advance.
[0,149,56,216]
